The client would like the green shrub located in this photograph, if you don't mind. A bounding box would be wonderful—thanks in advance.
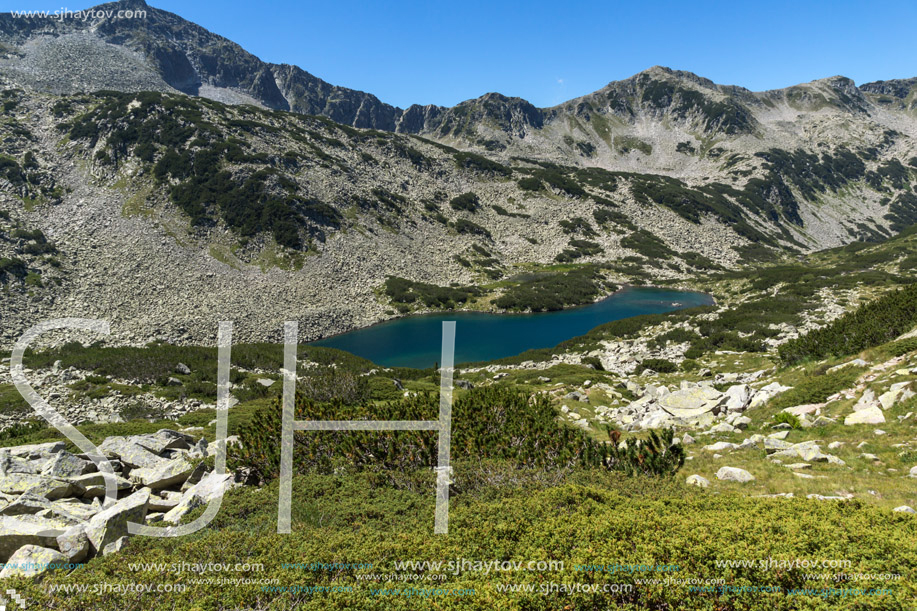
[453,152,511,176]
[779,284,917,364]
[641,358,677,373]
[452,218,490,237]
[517,176,543,191]
[773,412,801,429]
[0,257,27,280]
[383,276,481,309]
[621,229,676,260]
[449,192,480,212]
[495,267,611,312]
[581,356,604,371]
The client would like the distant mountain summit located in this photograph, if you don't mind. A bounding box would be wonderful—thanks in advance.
[2,1,915,139]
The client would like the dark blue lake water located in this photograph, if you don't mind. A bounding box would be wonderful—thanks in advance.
[310,287,713,368]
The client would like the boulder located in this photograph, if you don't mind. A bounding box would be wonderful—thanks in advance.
[782,404,823,417]
[716,467,755,483]
[879,382,914,410]
[732,416,752,430]
[723,384,752,412]
[639,412,672,430]
[0,452,37,476]
[102,536,129,556]
[703,442,738,452]
[163,472,233,525]
[97,438,166,469]
[811,416,837,427]
[256,378,274,387]
[749,382,791,409]
[84,488,150,554]
[41,452,94,479]
[56,524,90,562]
[67,472,132,499]
[7,442,65,460]
[893,505,916,514]
[658,386,723,418]
[128,458,194,490]
[0,494,82,523]
[0,544,69,580]
[685,475,710,488]
[909,465,917,478]
[844,406,885,426]
[132,430,194,455]
[175,363,191,375]
[0,474,73,500]
[0,515,70,561]
[764,438,793,454]
[853,389,879,412]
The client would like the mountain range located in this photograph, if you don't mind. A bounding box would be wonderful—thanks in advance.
[1,0,916,348]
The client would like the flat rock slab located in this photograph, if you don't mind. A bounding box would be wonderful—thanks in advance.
[129,458,194,490]
[0,515,71,561]
[41,451,94,479]
[98,438,167,469]
[7,442,66,460]
[659,387,723,418]
[66,472,132,499]
[132,430,194,455]
[0,473,73,500]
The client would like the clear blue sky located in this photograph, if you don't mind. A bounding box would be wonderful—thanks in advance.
[4,0,917,108]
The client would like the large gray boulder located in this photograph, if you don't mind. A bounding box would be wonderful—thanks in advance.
[723,384,752,412]
[0,544,69,580]
[659,386,723,418]
[7,442,65,460]
[66,472,132,499]
[97,438,165,469]
[0,474,74,500]
[84,488,150,554]
[163,472,233,525]
[56,524,90,562]
[129,458,195,490]
[132,430,194,455]
[41,452,94,479]
[879,382,914,410]
[844,406,885,425]
[0,515,70,561]
[716,466,755,483]
[853,389,880,412]
[703,442,738,452]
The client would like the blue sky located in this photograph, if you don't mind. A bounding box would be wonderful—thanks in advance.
[4,0,917,108]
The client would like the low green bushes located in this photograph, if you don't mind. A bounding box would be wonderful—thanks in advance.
[779,284,917,365]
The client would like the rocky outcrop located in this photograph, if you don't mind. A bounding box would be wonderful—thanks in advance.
[0,429,236,578]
